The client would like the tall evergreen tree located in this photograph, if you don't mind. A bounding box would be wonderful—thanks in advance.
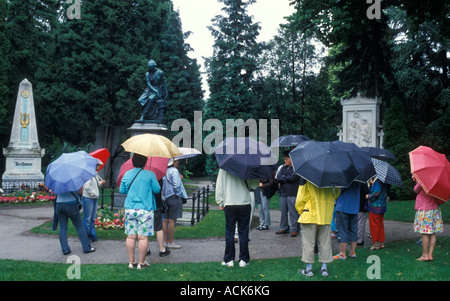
[203,0,262,176]
[0,0,10,141]
[160,9,204,130]
[205,0,261,122]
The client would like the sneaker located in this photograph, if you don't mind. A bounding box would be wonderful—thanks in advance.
[320,269,329,277]
[128,262,137,269]
[166,242,181,249]
[349,252,357,258]
[146,248,151,256]
[299,269,314,277]
[222,261,234,268]
[239,260,249,268]
[83,247,96,254]
[137,261,150,269]
[159,249,171,257]
[332,253,346,260]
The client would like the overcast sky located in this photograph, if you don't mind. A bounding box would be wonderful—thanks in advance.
[171,0,296,97]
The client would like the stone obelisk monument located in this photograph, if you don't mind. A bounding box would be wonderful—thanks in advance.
[2,79,45,192]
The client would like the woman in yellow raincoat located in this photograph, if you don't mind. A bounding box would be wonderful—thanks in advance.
[295,180,341,277]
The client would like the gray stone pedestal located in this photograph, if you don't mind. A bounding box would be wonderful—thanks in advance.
[128,122,169,138]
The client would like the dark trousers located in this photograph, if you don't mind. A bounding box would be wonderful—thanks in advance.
[224,205,251,263]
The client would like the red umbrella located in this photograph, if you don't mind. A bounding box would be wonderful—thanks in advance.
[409,146,450,202]
[89,148,110,171]
[116,156,169,186]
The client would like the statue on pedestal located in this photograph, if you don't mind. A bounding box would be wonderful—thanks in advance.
[137,59,168,124]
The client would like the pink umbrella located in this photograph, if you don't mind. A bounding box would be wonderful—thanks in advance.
[116,156,169,186]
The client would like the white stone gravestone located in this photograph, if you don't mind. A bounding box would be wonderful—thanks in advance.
[2,79,45,191]
[339,93,384,148]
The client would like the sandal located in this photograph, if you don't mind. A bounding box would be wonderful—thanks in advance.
[320,269,329,277]
[298,269,314,277]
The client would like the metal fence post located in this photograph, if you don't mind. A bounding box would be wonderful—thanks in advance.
[191,192,196,226]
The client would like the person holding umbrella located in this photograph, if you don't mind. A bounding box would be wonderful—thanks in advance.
[413,178,444,261]
[295,180,341,277]
[120,153,161,269]
[45,151,98,255]
[216,168,259,268]
[275,151,301,237]
[365,176,390,250]
[162,158,188,249]
[81,160,106,243]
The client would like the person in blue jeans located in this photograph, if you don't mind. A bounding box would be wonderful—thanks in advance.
[55,188,95,255]
[81,160,105,242]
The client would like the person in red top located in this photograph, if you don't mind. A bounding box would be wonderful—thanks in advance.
[413,178,444,261]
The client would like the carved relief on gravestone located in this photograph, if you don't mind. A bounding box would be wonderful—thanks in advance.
[339,93,383,148]
[346,111,372,147]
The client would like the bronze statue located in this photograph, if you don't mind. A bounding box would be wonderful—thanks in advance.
[137,59,168,123]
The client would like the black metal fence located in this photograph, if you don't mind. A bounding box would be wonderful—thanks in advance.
[99,184,213,226]
[189,185,211,226]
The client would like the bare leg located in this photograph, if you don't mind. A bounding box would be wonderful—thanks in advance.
[163,219,176,244]
[417,234,430,261]
[138,235,149,264]
[126,235,137,263]
[156,230,165,251]
[350,242,357,254]
[428,234,436,261]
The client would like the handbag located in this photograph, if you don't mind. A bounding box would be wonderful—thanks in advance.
[158,199,168,213]
[71,192,82,211]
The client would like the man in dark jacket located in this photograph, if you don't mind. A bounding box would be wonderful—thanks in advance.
[275,151,301,237]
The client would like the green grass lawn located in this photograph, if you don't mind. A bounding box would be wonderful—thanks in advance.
[1,191,449,282]
[0,237,448,281]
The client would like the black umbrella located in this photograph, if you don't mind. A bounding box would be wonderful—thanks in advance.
[360,147,396,162]
[333,141,376,183]
[289,140,359,188]
[270,135,311,147]
[214,137,278,180]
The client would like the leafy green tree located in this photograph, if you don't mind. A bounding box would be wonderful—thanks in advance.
[35,0,173,146]
[290,0,393,101]
[386,3,449,153]
[256,23,328,138]
[383,96,414,200]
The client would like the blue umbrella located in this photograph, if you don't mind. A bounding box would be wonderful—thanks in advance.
[333,141,376,183]
[270,135,311,147]
[371,158,403,187]
[45,151,98,194]
[214,137,278,180]
[289,140,359,188]
[361,147,396,162]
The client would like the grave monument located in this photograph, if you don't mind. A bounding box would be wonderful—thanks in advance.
[2,79,45,191]
[338,93,384,148]
[129,59,169,137]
